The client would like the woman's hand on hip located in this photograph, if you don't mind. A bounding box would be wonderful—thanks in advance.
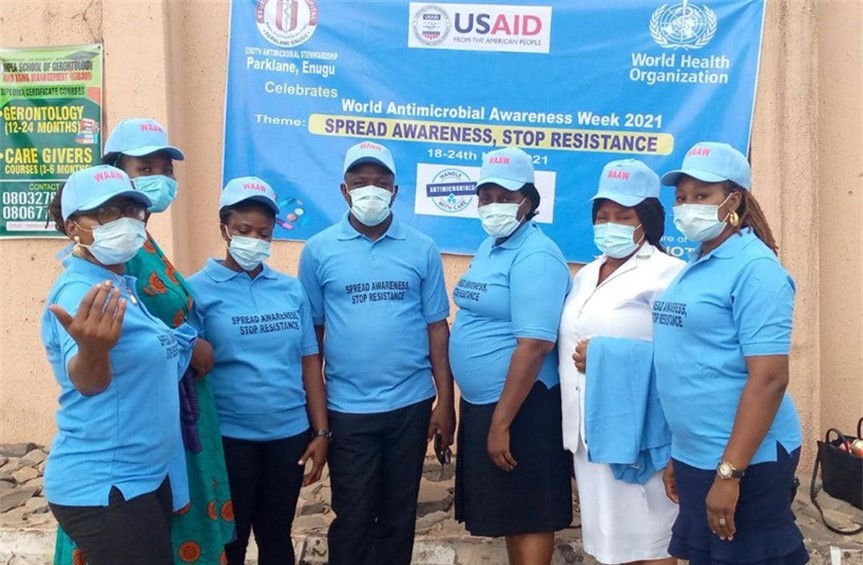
[572,339,590,374]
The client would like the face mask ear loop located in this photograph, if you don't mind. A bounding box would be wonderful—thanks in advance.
[634,223,645,247]
[717,193,734,224]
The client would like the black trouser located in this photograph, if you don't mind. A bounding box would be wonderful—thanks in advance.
[49,478,173,565]
[327,398,433,565]
[222,431,309,565]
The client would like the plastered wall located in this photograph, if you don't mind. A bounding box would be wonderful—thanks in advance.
[1,1,860,471]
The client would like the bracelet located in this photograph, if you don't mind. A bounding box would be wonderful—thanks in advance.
[311,429,333,441]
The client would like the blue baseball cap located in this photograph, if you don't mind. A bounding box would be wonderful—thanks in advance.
[661,142,751,190]
[61,165,152,220]
[102,118,185,162]
[219,176,280,214]
[343,141,396,176]
[591,159,660,207]
[476,147,535,191]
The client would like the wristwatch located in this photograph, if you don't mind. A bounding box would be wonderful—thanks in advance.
[312,429,333,441]
[716,460,745,479]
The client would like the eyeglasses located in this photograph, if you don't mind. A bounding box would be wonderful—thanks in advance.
[80,202,147,224]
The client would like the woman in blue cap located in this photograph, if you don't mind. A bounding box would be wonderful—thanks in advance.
[654,142,807,564]
[559,159,683,565]
[50,118,234,565]
[450,147,572,565]
[187,177,329,565]
[43,165,194,565]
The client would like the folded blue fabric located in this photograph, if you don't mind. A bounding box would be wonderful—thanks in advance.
[584,336,671,484]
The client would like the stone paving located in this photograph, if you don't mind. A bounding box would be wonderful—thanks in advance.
[1,443,861,564]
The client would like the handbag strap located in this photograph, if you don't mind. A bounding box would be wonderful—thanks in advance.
[809,439,863,536]
[857,417,863,440]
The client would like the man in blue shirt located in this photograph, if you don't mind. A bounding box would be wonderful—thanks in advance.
[298,141,454,565]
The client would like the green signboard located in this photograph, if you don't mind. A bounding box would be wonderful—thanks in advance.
[0,44,102,238]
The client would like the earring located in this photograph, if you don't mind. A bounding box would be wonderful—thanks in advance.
[729,211,740,227]
[72,235,86,257]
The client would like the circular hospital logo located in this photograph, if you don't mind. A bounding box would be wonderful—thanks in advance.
[256,0,319,48]
[650,2,717,50]
[412,5,451,46]
[427,168,474,213]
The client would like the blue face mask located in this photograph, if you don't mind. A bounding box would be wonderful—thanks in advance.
[134,175,178,213]
[593,222,643,259]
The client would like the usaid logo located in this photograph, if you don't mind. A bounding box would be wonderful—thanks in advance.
[408,3,552,54]
[412,5,451,46]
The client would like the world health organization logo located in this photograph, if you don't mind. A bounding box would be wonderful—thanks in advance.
[650,1,717,50]
[412,5,451,46]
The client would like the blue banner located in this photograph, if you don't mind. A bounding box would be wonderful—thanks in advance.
[224,0,765,262]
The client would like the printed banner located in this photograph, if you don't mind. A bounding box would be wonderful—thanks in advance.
[224,0,765,262]
[0,44,103,238]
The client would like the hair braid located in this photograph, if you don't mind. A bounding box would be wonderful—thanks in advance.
[726,183,778,254]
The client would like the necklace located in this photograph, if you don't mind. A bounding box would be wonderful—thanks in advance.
[109,274,138,305]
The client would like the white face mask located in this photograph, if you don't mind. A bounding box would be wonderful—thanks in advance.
[593,222,643,259]
[135,175,178,213]
[226,233,271,271]
[673,195,732,242]
[349,185,393,226]
[478,200,525,238]
[77,217,147,265]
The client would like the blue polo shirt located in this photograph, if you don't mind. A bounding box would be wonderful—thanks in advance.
[41,256,186,506]
[298,213,449,413]
[187,259,318,441]
[653,229,802,470]
[450,222,571,405]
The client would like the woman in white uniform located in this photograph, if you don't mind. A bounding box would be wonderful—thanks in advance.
[559,159,683,565]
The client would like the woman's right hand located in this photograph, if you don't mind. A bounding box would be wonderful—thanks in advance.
[49,281,126,355]
[663,460,679,504]
[572,339,590,373]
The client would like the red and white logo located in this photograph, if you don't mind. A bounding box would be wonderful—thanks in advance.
[256,0,319,48]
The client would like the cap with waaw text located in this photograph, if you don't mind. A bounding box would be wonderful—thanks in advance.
[592,159,660,207]
[219,176,280,214]
[661,142,751,190]
[102,118,185,162]
[61,165,151,220]
[343,141,396,176]
[476,146,535,192]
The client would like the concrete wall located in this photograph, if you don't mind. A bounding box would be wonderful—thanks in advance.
[1,1,861,469]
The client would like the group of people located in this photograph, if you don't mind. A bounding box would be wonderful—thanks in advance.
[40,116,808,565]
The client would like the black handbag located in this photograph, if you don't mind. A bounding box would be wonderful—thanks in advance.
[808,417,863,535]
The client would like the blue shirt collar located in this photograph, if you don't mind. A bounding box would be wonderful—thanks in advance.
[63,255,136,286]
[494,221,536,250]
[336,212,405,241]
[203,257,278,282]
[690,228,757,262]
